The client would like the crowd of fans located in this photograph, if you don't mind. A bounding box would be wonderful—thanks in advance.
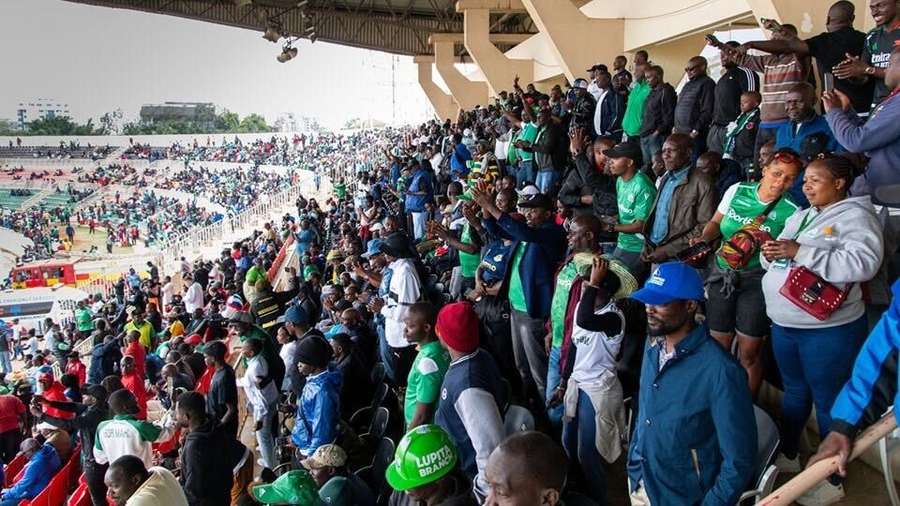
[1,2,900,505]
[0,140,113,161]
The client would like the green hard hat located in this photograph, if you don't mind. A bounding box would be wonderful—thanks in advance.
[385,424,458,491]
[250,470,322,505]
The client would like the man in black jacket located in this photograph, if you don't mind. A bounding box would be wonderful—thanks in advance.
[708,42,760,154]
[674,56,716,157]
[639,65,677,173]
[592,68,627,141]
[176,391,234,506]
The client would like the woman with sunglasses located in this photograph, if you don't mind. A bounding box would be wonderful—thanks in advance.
[759,155,883,502]
[690,148,802,396]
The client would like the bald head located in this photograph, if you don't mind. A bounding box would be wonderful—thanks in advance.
[20,438,40,456]
[484,431,568,506]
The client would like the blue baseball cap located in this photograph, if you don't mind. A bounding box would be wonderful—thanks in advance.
[362,239,384,259]
[631,262,704,305]
[277,304,310,326]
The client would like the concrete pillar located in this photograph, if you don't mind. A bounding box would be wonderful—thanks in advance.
[520,0,624,82]
[414,56,460,122]
[461,8,533,97]
[433,39,490,110]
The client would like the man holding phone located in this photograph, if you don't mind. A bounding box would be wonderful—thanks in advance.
[721,2,872,115]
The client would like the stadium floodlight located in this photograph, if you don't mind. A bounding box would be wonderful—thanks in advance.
[277,45,298,63]
[234,0,253,5]
[296,0,309,7]
[262,25,282,43]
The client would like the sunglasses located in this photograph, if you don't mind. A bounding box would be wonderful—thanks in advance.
[772,150,802,164]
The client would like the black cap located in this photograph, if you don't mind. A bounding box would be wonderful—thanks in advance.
[603,141,644,166]
[517,193,554,210]
[379,232,416,259]
[586,64,608,73]
[296,335,333,369]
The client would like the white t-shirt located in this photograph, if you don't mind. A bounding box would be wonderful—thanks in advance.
[380,258,421,348]
[161,282,175,308]
[239,355,279,420]
[183,282,204,314]
[279,340,298,392]
[570,301,625,385]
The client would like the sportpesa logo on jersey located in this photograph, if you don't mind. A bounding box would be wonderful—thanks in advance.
[726,207,773,232]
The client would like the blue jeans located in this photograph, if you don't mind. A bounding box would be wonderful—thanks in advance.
[535,170,558,194]
[562,388,607,506]
[516,160,535,188]
[256,405,278,469]
[376,318,398,383]
[771,316,867,457]
[639,132,664,172]
[0,352,11,375]
[545,345,563,427]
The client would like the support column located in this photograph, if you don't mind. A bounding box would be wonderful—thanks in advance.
[460,7,533,97]
[520,0,624,82]
[414,56,460,122]
[433,39,490,110]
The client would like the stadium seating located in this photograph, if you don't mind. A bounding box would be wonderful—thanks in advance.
[4,452,27,487]
[19,443,81,506]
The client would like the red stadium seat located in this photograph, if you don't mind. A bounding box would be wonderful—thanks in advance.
[66,474,90,506]
[20,443,81,506]
[4,453,28,487]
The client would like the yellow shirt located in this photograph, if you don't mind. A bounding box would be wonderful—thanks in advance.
[126,467,189,506]
[125,320,154,349]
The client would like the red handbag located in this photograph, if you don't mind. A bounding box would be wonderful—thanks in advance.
[779,266,852,321]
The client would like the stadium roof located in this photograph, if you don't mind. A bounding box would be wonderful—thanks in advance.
[62,0,538,56]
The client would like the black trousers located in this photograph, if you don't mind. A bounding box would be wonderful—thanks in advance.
[0,429,21,464]
[84,459,109,506]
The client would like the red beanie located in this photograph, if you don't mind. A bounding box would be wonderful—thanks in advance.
[436,302,480,353]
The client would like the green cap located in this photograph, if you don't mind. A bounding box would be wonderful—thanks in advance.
[385,424,458,491]
[250,470,322,505]
[303,265,321,281]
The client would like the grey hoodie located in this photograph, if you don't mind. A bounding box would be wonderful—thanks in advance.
[761,196,884,329]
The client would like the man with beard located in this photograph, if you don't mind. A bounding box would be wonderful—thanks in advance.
[626,262,756,506]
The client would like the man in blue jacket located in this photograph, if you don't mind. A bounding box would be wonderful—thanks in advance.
[824,46,900,206]
[472,189,566,404]
[775,82,841,207]
[809,278,900,477]
[0,438,61,505]
[291,334,341,459]
[627,262,756,506]
[404,159,434,241]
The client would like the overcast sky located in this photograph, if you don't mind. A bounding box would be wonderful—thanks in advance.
[0,0,437,129]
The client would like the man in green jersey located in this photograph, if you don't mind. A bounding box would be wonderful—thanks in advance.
[605,141,657,276]
[403,303,450,429]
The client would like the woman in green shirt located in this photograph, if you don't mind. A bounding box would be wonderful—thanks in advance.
[604,142,656,276]
[691,150,802,395]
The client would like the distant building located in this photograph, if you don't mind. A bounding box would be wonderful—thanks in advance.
[274,112,300,133]
[139,101,216,130]
[16,98,71,129]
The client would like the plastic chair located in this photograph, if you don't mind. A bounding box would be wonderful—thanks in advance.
[370,363,386,387]
[355,437,395,506]
[739,406,780,504]
[4,452,27,487]
[349,383,389,433]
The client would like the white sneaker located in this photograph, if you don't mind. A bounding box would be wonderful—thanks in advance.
[796,481,845,506]
[774,453,802,473]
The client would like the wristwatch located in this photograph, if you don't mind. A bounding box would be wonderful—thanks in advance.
[865,66,877,75]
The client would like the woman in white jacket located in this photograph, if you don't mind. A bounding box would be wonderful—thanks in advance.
[760,155,883,498]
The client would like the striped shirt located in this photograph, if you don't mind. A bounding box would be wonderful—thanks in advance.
[734,52,809,124]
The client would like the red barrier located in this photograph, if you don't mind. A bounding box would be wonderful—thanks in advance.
[267,234,294,282]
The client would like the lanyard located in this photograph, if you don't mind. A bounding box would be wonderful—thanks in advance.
[793,210,815,239]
